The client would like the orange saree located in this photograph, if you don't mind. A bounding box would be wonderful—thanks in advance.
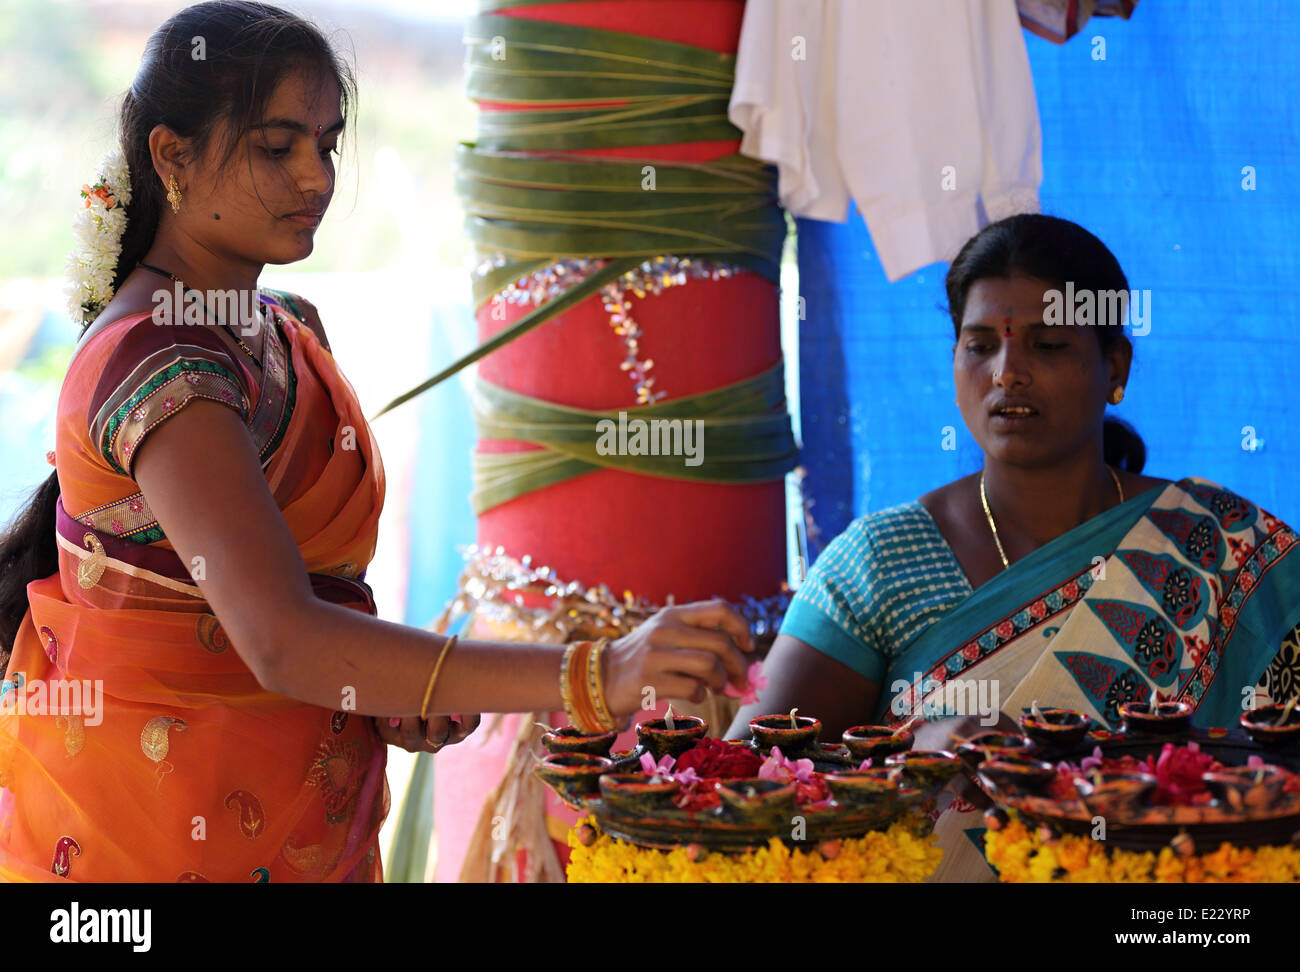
[0,290,390,882]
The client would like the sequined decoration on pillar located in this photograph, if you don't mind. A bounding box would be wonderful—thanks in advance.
[474,255,745,405]
[436,544,790,645]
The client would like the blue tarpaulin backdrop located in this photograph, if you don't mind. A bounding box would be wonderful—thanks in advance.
[796,0,1300,562]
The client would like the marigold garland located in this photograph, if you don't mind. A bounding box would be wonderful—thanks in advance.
[984,812,1300,882]
[565,815,943,883]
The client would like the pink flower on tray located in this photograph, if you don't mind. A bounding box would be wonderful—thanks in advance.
[722,660,768,705]
[758,746,815,785]
[639,752,676,780]
[672,766,700,786]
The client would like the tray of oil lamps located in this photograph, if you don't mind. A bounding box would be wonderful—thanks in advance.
[973,701,1300,854]
[534,713,962,853]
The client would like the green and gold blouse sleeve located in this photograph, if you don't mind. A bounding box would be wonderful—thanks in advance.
[87,322,252,478]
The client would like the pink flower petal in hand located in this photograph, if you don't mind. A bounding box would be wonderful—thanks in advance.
[723,660,768,705]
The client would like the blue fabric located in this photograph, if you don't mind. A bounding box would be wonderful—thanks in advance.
[796,0,1300,560]
[401,298,478,630]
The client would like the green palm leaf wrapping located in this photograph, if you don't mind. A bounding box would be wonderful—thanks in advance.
[374,7,795,499]
[472,362,799,513]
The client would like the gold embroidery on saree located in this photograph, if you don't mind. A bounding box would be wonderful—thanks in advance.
[196,614,229,653]
[224,789,267,839]
[51,836,81,877]
[55,532,204,599]
[76,532,106,589]
[56,714,85,757]
[140,715,187,789]
[307,735,364,825]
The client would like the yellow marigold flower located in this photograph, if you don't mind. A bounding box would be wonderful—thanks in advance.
[983,810,1300,882]
[566,814,942,883]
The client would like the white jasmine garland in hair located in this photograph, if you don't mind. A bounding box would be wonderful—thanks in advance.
[64,147,132,325]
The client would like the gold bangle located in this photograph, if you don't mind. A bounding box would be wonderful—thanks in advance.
[560,642,589,732]
[559,642,579,726]
[586,637,616,732]
[562,641,602,733]
[420,634,458,720]
[571,642,600,732]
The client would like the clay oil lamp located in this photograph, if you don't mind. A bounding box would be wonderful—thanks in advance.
[534,753,613,808]
[953,731,1036,771]
[598,772,681,814]
[1118,700,1194,735]
[1018,703,1092,751]
[714,778,798,821]
[1073,769,1157,817]
[842,724,914,763]
[1240,699,1300,748]
[540,725,619,758]
[976,754,1056,794]
[749,708,822,754]
[636,707,708,760]
[1202,763,1291,812]
[814,741,852,761]
[883,749,963,789]
[823,766,902,807]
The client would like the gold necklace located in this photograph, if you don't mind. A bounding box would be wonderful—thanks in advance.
[979,466,1124,569]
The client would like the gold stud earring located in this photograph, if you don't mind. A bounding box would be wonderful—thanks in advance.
[167,174,182,214]
[1110,386,1125,405]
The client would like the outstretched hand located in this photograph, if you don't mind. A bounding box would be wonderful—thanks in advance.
[602,598,756,716]
[374,713,482,754]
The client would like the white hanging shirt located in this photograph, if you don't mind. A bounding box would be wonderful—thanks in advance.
[729,0,1042,282]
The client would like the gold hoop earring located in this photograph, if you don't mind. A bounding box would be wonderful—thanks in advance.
[1110,386,1125,405]
[167,174,182,214]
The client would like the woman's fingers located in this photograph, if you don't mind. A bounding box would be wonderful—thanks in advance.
[650,674,710,704]
[656,648,730,694]
[670,599,754,654]
[445,713,481,746]
[373,715,482,754]
[652,615,749,688]
[423,716,454,749]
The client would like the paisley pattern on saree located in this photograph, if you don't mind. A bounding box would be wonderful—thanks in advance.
[886,480,1300,732]
[1262,622,1300,704]
[77,290,300,543]
[886,567,1097,725]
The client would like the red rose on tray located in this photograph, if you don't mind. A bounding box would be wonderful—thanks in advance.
[1142,741,1220,806]
[675,737,763,780]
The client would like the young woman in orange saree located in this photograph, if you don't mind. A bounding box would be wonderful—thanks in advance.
[0,291,392,882]
[0,2,756,883]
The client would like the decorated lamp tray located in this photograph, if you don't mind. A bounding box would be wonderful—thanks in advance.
[534,713,957,853]
[975,702,1300,853]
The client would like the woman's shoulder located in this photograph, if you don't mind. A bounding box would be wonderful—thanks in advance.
[261,288,329,351]
[70,312,256,479]
[822,498,949,566]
